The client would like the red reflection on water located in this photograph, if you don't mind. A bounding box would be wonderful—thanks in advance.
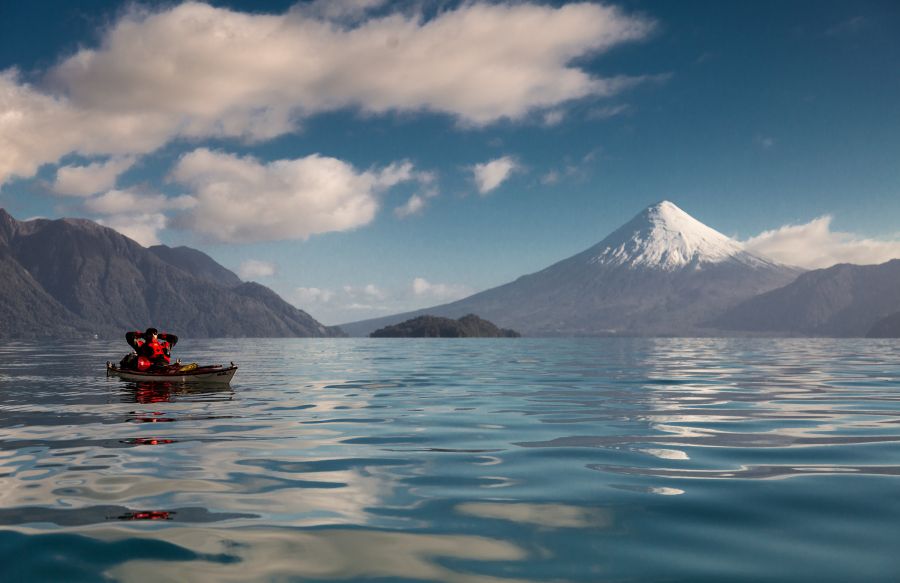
[127,411,176,423]
[130,382,177,404]
[117,510,174,521]
[121,437,176,446]
[118,380,234,406]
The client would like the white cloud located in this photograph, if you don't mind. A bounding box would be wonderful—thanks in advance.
[288,278,475,324]
[80,187,193,245]
[294,286,335,304]
[754,135,776,149]
[343,302,387,311]
[96,212,167,247]
[291,283,394,323]
[1,2,653,184]
[338,283,387,301]
[472,155,520,195]
[394,178,439,219]
[52,156,135,196]
[394,194,426,218]
[238,259,277,279]
[363,283,385,300]
[169,148,415,242]
[83,188,194,215]
[0,70,178,184]
[743,215,900,269]
[372,161,416,188]
[84,189,150,215]
[412,277,472,301]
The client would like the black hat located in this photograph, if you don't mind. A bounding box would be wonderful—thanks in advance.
[145,327,158,336]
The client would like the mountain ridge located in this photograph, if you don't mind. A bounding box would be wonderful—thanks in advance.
[342,201,803,336]
[0,209,342,339]
[712,259,900,337]
[148,245,243,287]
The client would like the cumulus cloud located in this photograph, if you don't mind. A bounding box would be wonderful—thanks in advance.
[0,70,179,184]
[169,148,416,242]
[294,286,335,304]
[297,0,387,22]
[95,212,167,247]
[1,1,654,184]
[743,215,900,269]
[80,187,194,244]
[238,259,277,279]
[362,283,385,300]
[412,277,472,301]
[52,156,135,196]
[472,156,520,195]
[84,188,194,215]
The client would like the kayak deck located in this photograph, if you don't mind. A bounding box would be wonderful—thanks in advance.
[107,361,238,384]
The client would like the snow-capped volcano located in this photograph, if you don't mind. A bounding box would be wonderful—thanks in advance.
[342,201,803,336]
[587,201,769,270]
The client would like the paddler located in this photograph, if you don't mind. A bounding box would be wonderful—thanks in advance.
[125,328,179,370]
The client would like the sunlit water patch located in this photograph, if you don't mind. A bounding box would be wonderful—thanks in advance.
[1,338,899,581]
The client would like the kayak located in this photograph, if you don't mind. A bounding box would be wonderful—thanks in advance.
[106,361,238,384]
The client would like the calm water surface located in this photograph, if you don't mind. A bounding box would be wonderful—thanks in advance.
[0,338,898,582]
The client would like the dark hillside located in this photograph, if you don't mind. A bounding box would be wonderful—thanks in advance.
[0,209,341,338]
[713,260,900,337]
[371,314,519,338]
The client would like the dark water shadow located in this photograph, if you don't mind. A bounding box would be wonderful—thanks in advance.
[0,531,238,583]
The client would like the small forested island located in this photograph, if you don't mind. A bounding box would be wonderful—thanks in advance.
[370,314,520,338]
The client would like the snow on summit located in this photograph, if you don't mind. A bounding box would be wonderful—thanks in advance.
[589,201,768,270]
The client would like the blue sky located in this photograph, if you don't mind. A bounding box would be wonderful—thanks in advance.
[1,0,898,324]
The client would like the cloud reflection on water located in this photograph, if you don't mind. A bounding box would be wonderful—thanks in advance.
[456,501,611,529]
[516,338,900,490]
[104,527,532,583]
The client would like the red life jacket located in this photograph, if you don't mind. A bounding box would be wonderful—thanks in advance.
[141,339,170,364]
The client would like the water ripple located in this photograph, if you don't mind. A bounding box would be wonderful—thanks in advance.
[0,338,899,581]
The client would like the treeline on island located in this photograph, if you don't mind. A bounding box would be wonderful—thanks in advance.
[370,314,520,338]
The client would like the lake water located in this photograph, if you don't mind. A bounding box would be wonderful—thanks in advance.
[0,338,898,582]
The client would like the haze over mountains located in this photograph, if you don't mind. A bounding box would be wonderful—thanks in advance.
[0,209,341,339]
[343,201,899,337]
